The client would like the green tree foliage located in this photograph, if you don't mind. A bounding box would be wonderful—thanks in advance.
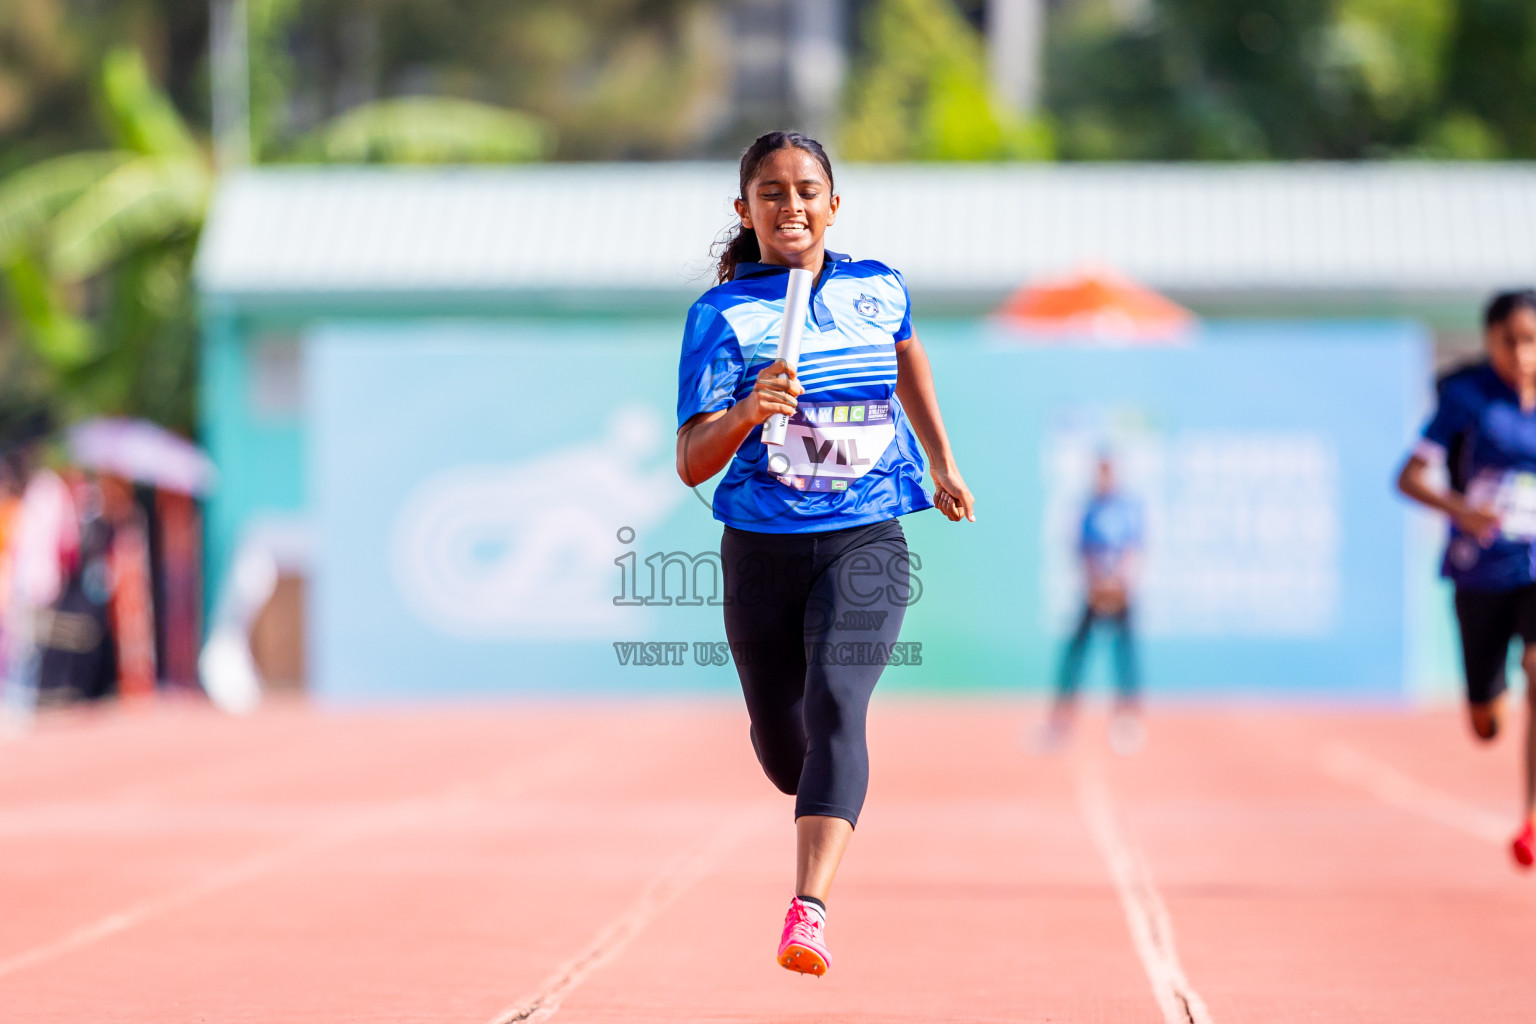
[0,0,84,170]
[843,0,1054,160]
[0,49,210,429]
[249,0,303,162]
[0,2,724,430]
[0,43,558,431]
[0,1,212,173]
[1047,0,1534,159]
[1436,0,1536,158]
[296,97,552,164]
[1325,0,1454,119]
[250,0,723,160]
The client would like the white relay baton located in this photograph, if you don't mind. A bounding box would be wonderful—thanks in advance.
[762,267,813,476]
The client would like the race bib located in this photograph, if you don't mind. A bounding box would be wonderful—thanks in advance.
[769,401,897,492]
[1466,468,1536,541]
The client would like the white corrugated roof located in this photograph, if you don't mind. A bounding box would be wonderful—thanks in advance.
[196,163,1536,299]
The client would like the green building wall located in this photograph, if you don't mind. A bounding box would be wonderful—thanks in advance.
[199,303,308,608]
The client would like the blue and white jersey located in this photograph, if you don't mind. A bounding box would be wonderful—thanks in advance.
[676,251,933,533]
[1080,493,1142,581]
[1416,362,1536,590]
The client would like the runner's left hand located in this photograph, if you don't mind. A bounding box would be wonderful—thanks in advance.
[932,466,976,523]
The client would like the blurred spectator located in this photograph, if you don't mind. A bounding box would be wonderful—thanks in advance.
[100,474,157,700]
[35,475,115,705]
[0,415,211,717]
[0,454,21,671]
[1,433,80,729]
[1040,455,1146,755]
[156,489,202,692]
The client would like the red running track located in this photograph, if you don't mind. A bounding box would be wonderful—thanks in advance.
[0,698,1532,1023]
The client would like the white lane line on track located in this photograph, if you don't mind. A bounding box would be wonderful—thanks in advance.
[0,825,354,981]
[1318,742,1507,844]
[1076,765,1216,1024]
[0,742,597,983]
[486,804,770,1024]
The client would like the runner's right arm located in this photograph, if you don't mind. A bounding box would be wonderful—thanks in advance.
[677,360,802,486]
[1396,385,1501,544]
[1397,456,1500,544]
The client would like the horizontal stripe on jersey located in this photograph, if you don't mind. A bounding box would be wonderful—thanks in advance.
[676,251,932,533]
[1416,361,1536,590]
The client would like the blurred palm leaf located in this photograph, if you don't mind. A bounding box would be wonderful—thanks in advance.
[0,151,134,261]
[3,44,555,432]
[1,47,210,423]
[47,153,209,282]
[1,250,94,370]
[99,47,201,159]
[299,97,553,164]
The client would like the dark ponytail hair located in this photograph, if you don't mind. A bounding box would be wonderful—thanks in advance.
[714,131,835,285]
[1485,289,1536,329]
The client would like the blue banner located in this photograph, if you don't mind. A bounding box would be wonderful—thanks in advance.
[307,318,1426,702]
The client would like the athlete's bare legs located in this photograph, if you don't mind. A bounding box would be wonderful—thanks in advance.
[1522,648,1536,826]
[795,814,853,904]
[1469,692,1505,740]
[1508,651,1536,867]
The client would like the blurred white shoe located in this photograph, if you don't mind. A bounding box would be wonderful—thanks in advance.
[1108,711,1146,756]
[1030,712,1073,754]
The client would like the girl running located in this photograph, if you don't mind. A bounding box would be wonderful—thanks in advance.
[1397,289,1536,868]
[675,131,975,975]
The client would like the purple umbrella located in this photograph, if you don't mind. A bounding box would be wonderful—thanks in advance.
[66,418,217,496]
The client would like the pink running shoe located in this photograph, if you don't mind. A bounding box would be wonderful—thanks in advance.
[1512,822,1535,869]
[777,897,831,976]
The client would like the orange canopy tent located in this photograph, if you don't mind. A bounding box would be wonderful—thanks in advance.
[993,269,1196,343]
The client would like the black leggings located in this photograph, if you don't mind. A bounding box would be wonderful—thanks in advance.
[1453,584,1536,706]
[721,518,911,827]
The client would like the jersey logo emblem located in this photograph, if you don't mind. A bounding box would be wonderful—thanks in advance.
[854,294,880,319]
[1450,537,1480,571]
